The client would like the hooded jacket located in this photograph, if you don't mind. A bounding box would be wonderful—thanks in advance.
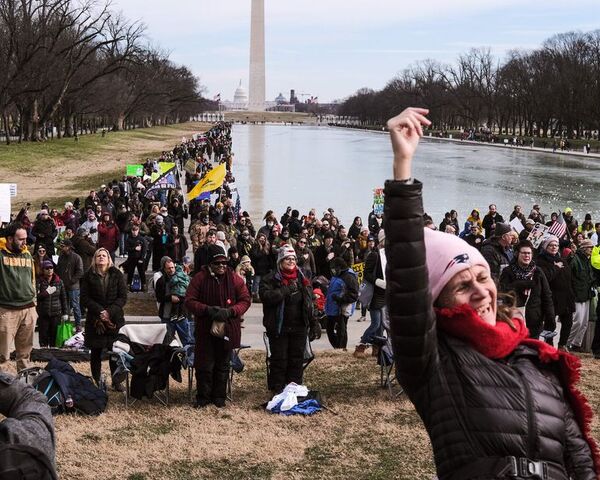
[0,237,36,309]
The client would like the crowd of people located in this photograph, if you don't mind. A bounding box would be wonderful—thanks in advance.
[1,110,600,477]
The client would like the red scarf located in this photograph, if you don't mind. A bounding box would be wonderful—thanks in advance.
[436,304,600,474]
[279,266,310,287]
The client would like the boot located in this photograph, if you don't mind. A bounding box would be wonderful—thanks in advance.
[353,344,368,359]
[252,293,261,304]
[371,344,380,358]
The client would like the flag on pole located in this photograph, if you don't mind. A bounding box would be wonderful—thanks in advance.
[187,163,227,201]
[213,93,221,102]
[548,212,566,238]
[233,192,242,220]
[144,164,179,198]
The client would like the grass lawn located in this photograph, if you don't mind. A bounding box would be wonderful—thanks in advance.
[50,350,600,480]
[0,122,210,210]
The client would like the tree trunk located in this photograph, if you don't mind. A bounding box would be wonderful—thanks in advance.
[2,112,10,145]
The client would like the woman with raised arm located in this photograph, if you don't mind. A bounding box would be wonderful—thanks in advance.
[384,107,598,480]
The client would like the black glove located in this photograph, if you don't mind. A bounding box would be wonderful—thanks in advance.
[206,306,220,320]
[309,319,322,342]
[213,308,230,322]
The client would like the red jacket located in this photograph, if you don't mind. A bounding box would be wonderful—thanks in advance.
[185,266,251,348]
[97,222,119,252]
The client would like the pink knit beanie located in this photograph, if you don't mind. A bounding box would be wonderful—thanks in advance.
[424,228,489,302]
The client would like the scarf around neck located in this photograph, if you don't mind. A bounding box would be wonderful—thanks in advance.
[509,260,536,280]
[435,303,600,473]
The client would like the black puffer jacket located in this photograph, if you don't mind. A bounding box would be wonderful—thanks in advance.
[36,274,68,318]
[536,251,575,316]
[363,249,384,310]
[81,266,127,349]
[384,180,596,480]
[260,270,315,336]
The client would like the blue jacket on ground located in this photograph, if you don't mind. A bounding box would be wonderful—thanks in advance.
[325,268,359,316]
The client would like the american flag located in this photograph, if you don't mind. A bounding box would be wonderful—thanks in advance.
[233,192,242,220]
[548,212,567,238]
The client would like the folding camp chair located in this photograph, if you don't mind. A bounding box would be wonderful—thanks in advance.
[372,308,403,400]
[187,344,251,403]
[263,332,315,388]
[110,323,184,408]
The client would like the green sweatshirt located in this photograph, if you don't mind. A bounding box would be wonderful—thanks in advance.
[0,237,36,309]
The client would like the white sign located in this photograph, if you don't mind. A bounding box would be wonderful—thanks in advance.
[0,183,17,197]
[509,217,524,234]
[0,184,11,224]
[527,222,550,249]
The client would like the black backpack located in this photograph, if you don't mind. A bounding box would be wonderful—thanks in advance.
[0,443,57,480]
[18,368,64,415]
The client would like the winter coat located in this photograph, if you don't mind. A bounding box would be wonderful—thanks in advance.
[499,262,555,332]
[260,270,315,335]
[32,219,57,247]
[481,212,505,238]
[570,251,595,303]
[72,235,96,272]
[55,251,84,291]
[384,179,596,480]
[363,249,385,310]
[536,251,576,316]
[184,267,251,350]
[81,266,127,349]
[250,244,275,276]
[36,274,68,318]
[125,234,147,261]
[97,222,119,253]
[325,269,359,317]
[481,238,510,282]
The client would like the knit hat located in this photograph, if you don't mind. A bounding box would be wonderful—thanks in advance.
[579,239,594,249]
[525,219,535,226]
[493,223,512,237]
[240,255,251,265]
[424,228,489,302]
[155,215,164,224]
[42,260,54,269]
[207,244,227,263]
[277,245,296,264]
[541,235,559,251]
[77,227,89,236]
[216,231,226,241]
[61,239,73,248]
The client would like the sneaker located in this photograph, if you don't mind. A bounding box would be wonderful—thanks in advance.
[357,316,366,322]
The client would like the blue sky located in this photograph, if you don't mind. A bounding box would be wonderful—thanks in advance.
[109,1,599,103]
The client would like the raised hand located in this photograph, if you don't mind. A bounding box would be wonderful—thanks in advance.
[386,107,431,180]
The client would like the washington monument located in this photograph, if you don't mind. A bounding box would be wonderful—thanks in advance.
[249,0,265,111]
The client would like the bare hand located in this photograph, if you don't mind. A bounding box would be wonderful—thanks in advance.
[171,295,180,303]
[386,107,431,180]
[555,261,564,268]
[100,310,108,321]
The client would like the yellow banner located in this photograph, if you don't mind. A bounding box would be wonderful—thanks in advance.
[187,163,227,201]
[352,262,365,285]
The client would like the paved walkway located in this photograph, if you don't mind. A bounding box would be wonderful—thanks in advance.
[124,302,368,352]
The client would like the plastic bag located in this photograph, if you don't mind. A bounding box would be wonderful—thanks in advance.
[55,320,75,348]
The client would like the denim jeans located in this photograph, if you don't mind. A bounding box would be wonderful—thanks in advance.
[68,289,82,327]
[252,274,262,295]
[119,232,128,256]
[360,308,383,344]
[162,317,192,346]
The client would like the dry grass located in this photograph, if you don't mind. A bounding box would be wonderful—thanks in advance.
[50,351,600,480]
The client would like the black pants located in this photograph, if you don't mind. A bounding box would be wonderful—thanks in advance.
[90,348,117,385]
[38,314,60,348]
[592,305,600,355]
[126,259,146,287]
[267,331,307,393]
[558,312,574,347]
[195,334,230,406]
[326,315,348,349]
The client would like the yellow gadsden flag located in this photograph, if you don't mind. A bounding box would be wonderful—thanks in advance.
[187,163,227,201]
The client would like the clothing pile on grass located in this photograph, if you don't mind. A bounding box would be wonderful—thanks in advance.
[266,383,322,416]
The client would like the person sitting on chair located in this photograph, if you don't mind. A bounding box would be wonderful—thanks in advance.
[259,245,321,394]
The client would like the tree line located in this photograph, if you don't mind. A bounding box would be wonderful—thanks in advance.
[339,30,600,139]
[0,0,210,144]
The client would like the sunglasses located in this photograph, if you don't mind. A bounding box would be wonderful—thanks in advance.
[298,241,306,245]
[211,261,227,266]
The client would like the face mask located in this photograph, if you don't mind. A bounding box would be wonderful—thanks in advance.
[282,233,289,239]
[267,222,274,228]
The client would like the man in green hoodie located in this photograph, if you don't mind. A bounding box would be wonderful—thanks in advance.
[0,223,37,372]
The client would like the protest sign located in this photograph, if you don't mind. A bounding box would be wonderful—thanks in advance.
[373,187,384,215]
[527,222,550,248]
[352,262,365,285]
[509,217,524,234]
[126,164,144,177]
[0,184,11,224]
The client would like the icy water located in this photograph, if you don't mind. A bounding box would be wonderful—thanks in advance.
[232,124,600,227]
